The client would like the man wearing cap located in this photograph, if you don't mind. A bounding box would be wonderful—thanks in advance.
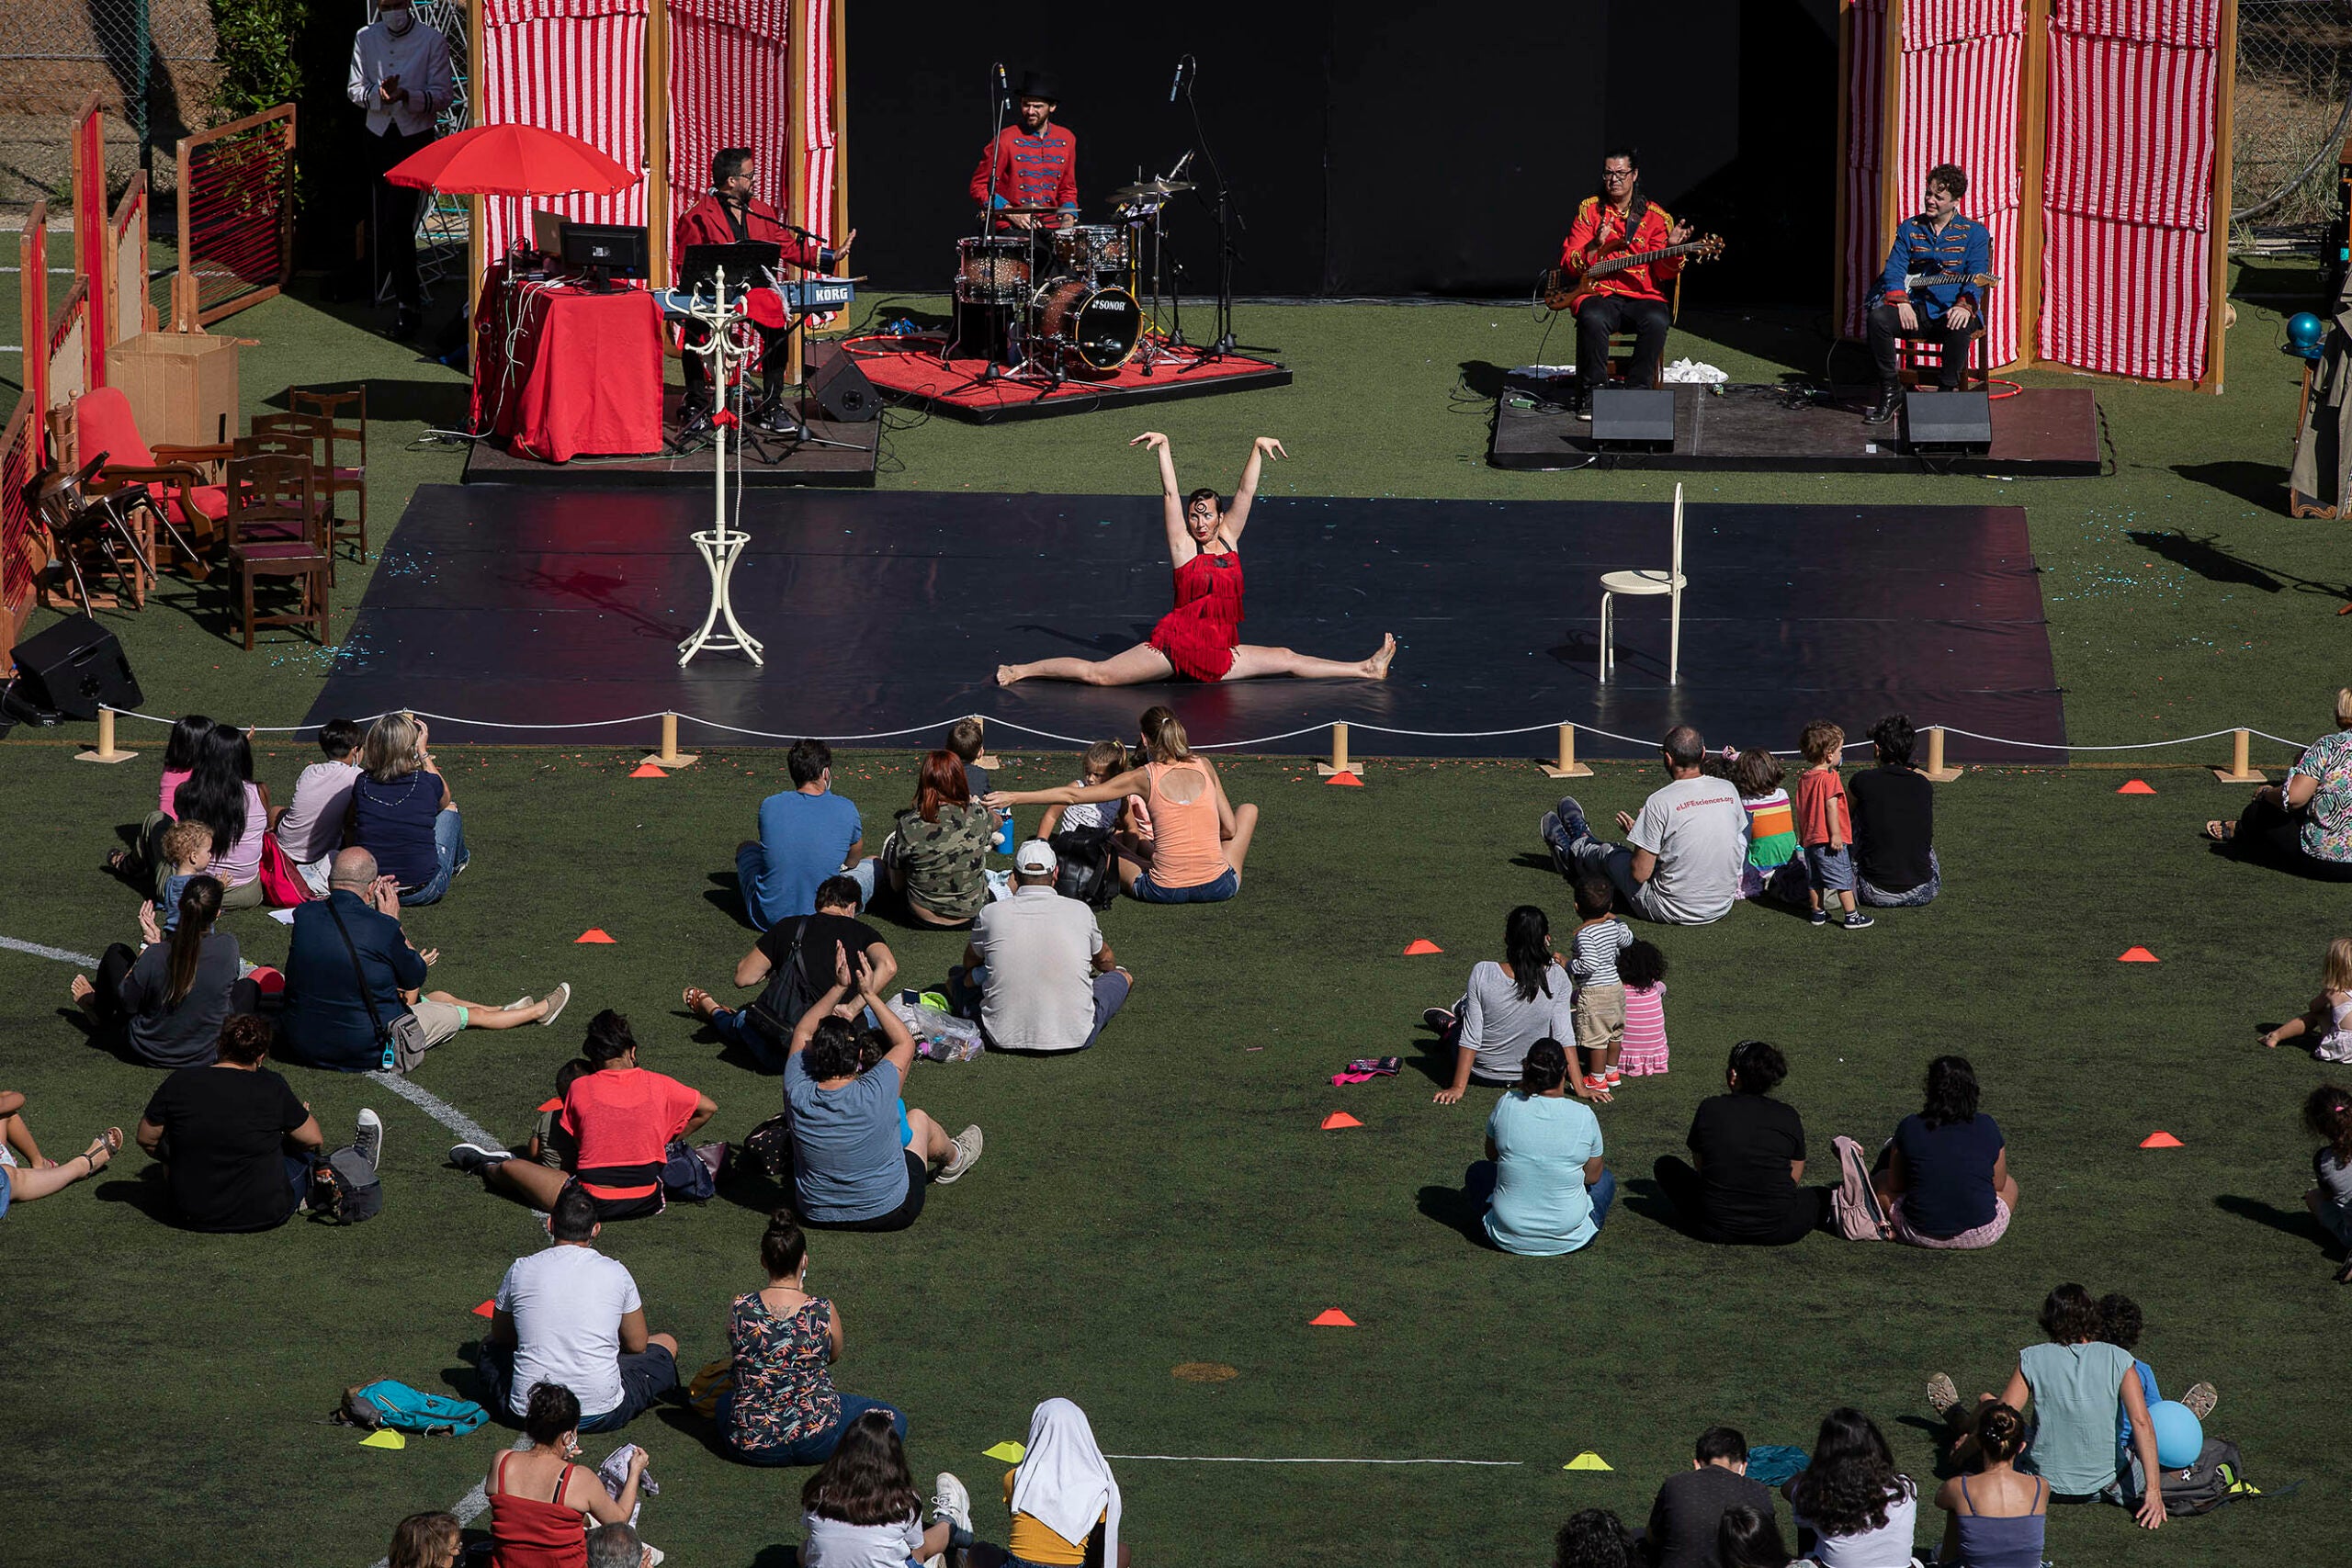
[948,840,1130,1053]
[968,70,1079,233]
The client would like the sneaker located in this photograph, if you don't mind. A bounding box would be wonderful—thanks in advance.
[1581,1076,1613,1100]
[448,1142,511,1175]
[1927,1372,1959,1415]
[934,1125,985,1184]
[1422,1007,1456,1033]
[1539,812,1575,875]
[2181,1381,2218,1420]
[537,982,572,1028]
[1810,908,1829,927]
[352,1107,384,1172]
[1840,911,1875,930]
[1604,1068,1622,1089]
[930,1471,973,1538]
[1553,795,1593,846]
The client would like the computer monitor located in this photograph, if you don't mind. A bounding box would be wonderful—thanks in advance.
[528,209,566,260]
[560,222,650,291]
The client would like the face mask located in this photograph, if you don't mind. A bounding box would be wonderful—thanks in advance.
[384,8,414,34]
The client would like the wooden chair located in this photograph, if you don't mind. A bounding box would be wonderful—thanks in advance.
[289,387,369,561]
[67,386,232,581]
[1896,280,1994,390]
[221,455,331,650]
[229,537,332,651]
[1598,482,1687,685]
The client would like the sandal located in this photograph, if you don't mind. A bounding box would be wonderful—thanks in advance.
[103,849,135,875]
[2202,820,2235,844]
[683,987,719,1022]
[84,1127,122,1172]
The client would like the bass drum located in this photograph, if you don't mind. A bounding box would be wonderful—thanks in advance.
[955,235,1032,303]
[1032,279,1141,373]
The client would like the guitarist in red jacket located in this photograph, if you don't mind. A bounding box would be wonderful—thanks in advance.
[1558,148,1692,417]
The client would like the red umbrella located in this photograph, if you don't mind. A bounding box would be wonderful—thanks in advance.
[383,122,635,197]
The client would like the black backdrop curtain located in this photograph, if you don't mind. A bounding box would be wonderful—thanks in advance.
[843,0,1839,302]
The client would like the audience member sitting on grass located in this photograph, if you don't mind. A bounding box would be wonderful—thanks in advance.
[273,716,364,886]
[277,849,563,1071]
[135,723,270,908]
[587,1522,651,1568]
[686,874,897,1070]
[1782,1407,1917,1567]
[1653,1041,1826,1247]
[2257,935,2352,1061]
[71,875,257,1067]
[1638,1427,1772,1568]
[870,750,996,928]
[718,1211,906,1465]
[2096,1293,2217,1464]
[1926,1282,2166,1529]
[385,1510,460,1568]
[1929,1401,2043,1568]
[978,1397,1128,1568]
[987,706,1257,904]
[1551,1508,1638,1568]
[785,946,983,1230]
[135,1015,377,1232]
[1541,726,1747,926]
[2301,1085,2352,1282]
[479,1186,682,1432]
[1465,1039,1613,1255]
[948,840,1132,1053]
[1849,715,1939,907]
[1713,1506,1792,1568]
[946,716,1011,841]
[149,818,218,931]
[1727,747,1804,905]
[0,1106,119,1216]
[2206,686,2352,880]
[452,1010,715,1221]
[799,1410,971,1568]
[484,1382,651,1562]
[1423,902,1574,1103]
[1872,1055,2018,1250]
[346,713,469,905]
[741,739,867,929]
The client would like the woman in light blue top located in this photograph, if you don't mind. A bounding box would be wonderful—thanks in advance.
[1465,1039,1613,1255]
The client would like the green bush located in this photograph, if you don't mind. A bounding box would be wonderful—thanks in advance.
[209,0,310,121]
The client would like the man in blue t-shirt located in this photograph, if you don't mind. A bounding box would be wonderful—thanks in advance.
[736,738,865,930]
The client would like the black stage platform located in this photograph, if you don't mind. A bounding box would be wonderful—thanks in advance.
[310,486,2066,761]
[1490,376,2103,476]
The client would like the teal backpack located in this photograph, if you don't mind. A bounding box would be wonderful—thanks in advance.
[334,1378,490,1437]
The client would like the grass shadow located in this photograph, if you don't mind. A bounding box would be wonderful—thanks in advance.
[1893,1413,1964,1479]
[1415,1179,1491,1247]
[257,377,471,426]
[1458,360,1510,400]
[2215,1192,2335,1250]
[705,871,759,932]
[2170,461,2290,511]
[90,1165,175,1220]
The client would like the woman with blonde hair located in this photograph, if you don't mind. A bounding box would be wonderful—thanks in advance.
[988,705,1257,903]
[347,712,469,904]
[2259,937,2352,1061]
[2207,686,2352,879]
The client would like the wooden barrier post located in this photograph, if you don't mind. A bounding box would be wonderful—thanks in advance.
[1923,725,1962,783]
[75,706,139,764]
[1315,722,1355,778]
[2212,727,2264,784]
[1539,722,1594,779]
[969,715,1001,771]
[641,711,698,769]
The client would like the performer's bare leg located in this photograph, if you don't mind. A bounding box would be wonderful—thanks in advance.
[998,643,1176,687]
[1224,633,1396,682]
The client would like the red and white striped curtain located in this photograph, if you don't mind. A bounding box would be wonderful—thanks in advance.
[1898,0,2025,367]
[479,0,651,258]
[666,0,792,244]
[1839,0,1894,342]
[2039,0,2221,381]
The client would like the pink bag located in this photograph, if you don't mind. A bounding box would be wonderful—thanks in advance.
[1829,1134,1893,1241]
[256,831,316,908]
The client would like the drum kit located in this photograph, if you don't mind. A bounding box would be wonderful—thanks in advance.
[947,160,1199,385]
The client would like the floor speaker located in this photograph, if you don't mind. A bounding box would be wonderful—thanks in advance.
[1590,387,1676,446]
[1902,389,1992,450]
[9,613,142,721]
[808,352,881,423]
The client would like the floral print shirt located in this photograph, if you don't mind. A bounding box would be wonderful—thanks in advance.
[2292,730,2352,863]
[723,1292,839,1450]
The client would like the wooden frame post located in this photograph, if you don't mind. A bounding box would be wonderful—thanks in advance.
[646,0,671,287]
[642,711,698,769]
[466,0,488,377]
[75,706,140,764]
[2212,728,2264,784]
[1316,722,1355,778]
[1540,722,1594,779]
[784,0,811,389]
[1878,0,1905,270]
[2204,0,2237,394]
[1923,725,1962,783]
[2016,0,2050,371]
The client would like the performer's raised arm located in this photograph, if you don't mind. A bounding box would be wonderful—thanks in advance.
[1223,436,1286,543]
[1130,431,1193,564]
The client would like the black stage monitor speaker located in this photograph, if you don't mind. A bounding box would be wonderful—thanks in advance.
[1590,387,1676,447]
[808,353,881,423]
[9,613,142,720]
[1903,389,1992,451]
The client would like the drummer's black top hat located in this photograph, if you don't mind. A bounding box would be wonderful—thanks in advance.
[1014,69,1059,104]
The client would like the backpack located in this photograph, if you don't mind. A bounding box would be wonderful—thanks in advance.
[334,1378,489,1436]
[1049,824,1119,910]
[2155,1438,2266,1517]
[741,1111,794,1186]
[743,918,820,1047]
[308,1146,383,1224]
[661,1138,725,1202]
[1828,1134,1893,1241]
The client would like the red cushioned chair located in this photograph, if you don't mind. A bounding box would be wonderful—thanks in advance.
[71,387,232,579]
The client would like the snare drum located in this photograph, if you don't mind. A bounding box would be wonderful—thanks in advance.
[1032,279,1141,373]
[1051,223,1131,279]
[955,235,1032,302]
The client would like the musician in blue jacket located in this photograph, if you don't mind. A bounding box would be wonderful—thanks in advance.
[1865,163,1990,423]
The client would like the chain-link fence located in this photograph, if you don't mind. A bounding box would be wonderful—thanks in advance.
[0,0,222,215]
[2233,0,2352,251]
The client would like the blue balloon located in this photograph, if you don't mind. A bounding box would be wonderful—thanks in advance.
[2289,311,2327,355]
[2148,1399,2203,1470]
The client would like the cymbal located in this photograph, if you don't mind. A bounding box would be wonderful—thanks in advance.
[1109,177,1195,203]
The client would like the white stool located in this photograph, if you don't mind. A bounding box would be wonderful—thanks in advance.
[1599,481,1686,684]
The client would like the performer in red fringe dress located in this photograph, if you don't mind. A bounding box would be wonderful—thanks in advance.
[997,432,1397,687]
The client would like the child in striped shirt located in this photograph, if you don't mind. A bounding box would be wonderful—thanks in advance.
[1731,747,1804,904]
[1568,875,1634,1099]
[1618,939,1670,1077]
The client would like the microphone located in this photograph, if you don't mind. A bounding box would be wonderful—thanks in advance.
[996,62,1009,98]
[1171,150,1194,178]
[1169,59,1184,104]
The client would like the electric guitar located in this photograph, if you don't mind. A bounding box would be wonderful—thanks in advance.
[1544,233,1725,311]
[1900,269,1999,292]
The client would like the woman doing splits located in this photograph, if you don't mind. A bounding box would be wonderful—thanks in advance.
[995,432,1397,687]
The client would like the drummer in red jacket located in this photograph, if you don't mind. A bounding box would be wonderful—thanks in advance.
[673,147,856,434]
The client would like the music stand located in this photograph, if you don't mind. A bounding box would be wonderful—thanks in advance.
[680,243,782,293]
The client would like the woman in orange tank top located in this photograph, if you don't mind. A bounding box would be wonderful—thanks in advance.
[986,706,1258,904]
[995,431,1397,688]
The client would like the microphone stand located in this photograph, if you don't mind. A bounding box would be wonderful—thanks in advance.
[954,64,1013,378]
[1179,58,1261,363]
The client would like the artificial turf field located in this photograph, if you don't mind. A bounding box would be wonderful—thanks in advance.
[3,265,2351,1564]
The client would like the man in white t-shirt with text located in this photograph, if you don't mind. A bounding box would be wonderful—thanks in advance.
[477,1184,679,1432]
[948,840,1132,1052]
[1542,725,1747,925]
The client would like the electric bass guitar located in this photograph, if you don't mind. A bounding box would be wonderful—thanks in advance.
[1899,269,1999,293]
[1544,233,1724,311]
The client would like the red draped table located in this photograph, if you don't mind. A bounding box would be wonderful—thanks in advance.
[471,263,664,462]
